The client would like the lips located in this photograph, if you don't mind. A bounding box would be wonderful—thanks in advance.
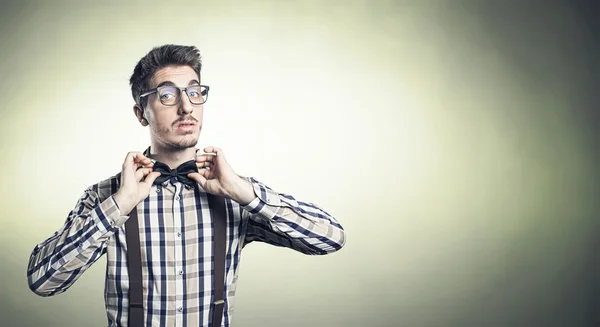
[176,121,196,128]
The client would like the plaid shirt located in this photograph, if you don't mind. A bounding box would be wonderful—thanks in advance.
[27,147,346,327]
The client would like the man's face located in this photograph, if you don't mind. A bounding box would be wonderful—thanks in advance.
[140,65,204,150]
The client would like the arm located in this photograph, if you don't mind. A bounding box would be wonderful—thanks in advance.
[26,187,129,297]
[185,146,346,255]
[239,177,346,255]
[27,151,159,297]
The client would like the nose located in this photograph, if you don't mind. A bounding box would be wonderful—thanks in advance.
[179,92,195,115]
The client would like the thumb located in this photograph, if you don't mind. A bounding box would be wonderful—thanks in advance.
[143,171,162,186]
[135,167,153,182]
[187,172,206,185]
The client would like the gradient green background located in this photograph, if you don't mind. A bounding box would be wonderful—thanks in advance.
[1,1,598,326]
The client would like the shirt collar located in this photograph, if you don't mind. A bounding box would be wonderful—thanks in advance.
[142,146,202,164]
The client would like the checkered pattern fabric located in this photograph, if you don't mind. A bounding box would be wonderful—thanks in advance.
[27,148,345,327]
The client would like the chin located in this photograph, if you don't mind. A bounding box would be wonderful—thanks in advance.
[181,137,200,148]
[164,135,199,150]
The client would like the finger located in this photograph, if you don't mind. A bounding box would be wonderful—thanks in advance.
[135,162,153,172]
[123,151,141,168]
[134,162,154,172]
[124,151,152,169]
[125,151,147,163]
[135,167,152,180]
[136,159,154,167]
[195,154,216,162]
[195,154,214,162]
[142,171,162,186]
[196,161,214,169]
[193,168,212,179]
[187,172,207,185]
[133,155,154,168]
[135,167,154,181]
[203,146,223,157]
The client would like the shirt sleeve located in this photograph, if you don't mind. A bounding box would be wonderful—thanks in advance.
[26,186,129,297]
[240,176,346,255]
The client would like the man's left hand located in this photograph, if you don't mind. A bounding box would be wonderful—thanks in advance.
[187,146,256,205]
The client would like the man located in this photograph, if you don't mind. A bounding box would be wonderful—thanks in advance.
[27,44,346,327]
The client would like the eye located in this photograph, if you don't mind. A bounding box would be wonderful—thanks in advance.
[187,86,203,98]
[158,87,178,101]
[160,93,175,100]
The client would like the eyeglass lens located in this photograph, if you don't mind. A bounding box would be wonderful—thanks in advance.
[158,86,208,105]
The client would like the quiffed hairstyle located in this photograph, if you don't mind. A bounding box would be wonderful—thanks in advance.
[129,44,202,108]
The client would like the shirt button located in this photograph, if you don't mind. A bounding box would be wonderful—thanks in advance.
[156,188,161,193]
[175,196,180,201]
[177,232,181,237]
[178,270,184,275]
[177,306,183,313]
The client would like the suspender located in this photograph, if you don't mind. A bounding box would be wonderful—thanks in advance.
[208,193,227,327]
[125,209,144,325]
[125,193,227,327]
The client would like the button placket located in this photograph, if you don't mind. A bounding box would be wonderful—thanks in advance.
[172,182,185,319]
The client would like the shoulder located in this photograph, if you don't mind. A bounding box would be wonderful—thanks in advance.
[84,172,121,203]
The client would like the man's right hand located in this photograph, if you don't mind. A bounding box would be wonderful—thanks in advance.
[113,152,161,215]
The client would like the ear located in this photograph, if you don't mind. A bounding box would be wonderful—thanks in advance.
[133,104,148,126]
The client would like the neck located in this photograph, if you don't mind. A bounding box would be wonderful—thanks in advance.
[147,143,198,169]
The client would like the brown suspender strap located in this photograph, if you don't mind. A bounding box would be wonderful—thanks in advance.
[125,194,227,327]
[125,208,144,327]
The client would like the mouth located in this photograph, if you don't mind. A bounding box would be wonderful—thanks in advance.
[175,121,197,131]
[176,121,196,127]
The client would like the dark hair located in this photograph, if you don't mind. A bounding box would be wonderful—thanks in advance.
[129,44,202,108]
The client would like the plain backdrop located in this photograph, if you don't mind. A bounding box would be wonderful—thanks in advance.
[0,1,598,326]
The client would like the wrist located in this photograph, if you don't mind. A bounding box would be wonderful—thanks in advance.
[229,177,256,206]
[113,191,136,214]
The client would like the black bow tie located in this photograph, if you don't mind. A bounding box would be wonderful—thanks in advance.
[152,159,198,186]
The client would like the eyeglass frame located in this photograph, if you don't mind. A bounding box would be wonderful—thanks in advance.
[138,84,210,106]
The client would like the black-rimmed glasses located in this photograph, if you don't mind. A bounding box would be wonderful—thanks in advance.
[139,85,210,106]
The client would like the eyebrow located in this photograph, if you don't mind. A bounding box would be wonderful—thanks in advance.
[155,79,200,88]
